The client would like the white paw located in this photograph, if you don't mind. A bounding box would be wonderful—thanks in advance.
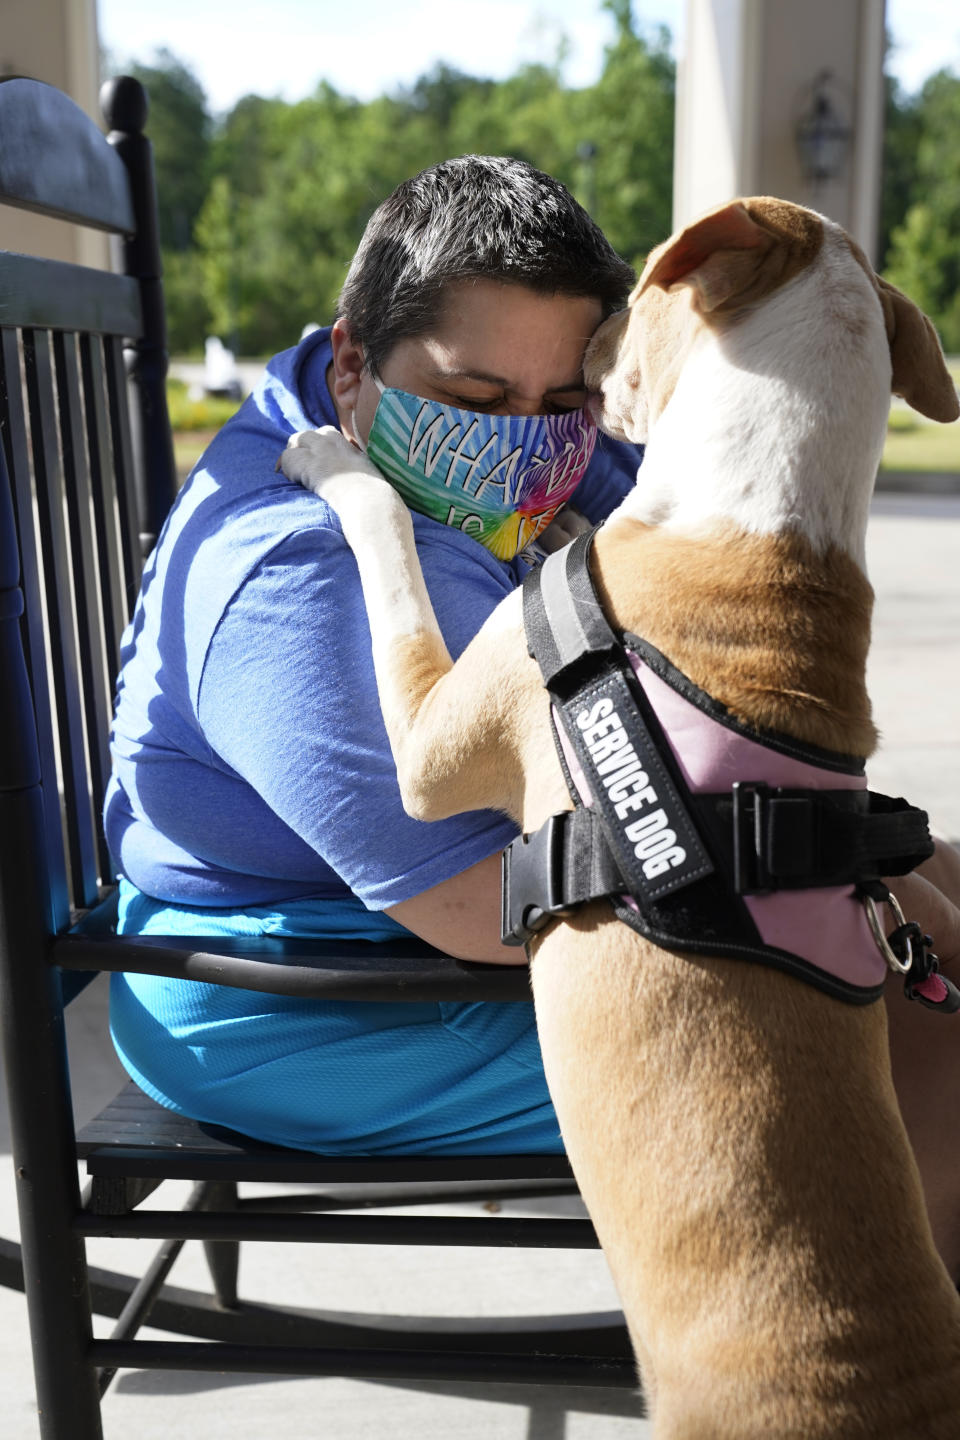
[279,426,408,544]
[279,426,384,499]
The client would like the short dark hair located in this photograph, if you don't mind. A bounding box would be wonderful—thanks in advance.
[337,155,635,375]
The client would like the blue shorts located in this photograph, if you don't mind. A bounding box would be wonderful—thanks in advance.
[110,881,562,1156]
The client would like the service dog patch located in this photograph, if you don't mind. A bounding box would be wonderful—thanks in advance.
[558,666,714,902]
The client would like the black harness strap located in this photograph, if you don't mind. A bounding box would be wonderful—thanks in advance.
[524,529,620,684]
[523,532,716,908]
[703,784,935,894]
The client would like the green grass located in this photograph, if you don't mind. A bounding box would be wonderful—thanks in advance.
[881,423,960,473]
[167,378,243,433]
[173,431,217,482]
[878,355,959,473]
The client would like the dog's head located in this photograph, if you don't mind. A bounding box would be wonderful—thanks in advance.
[585,197,959,443]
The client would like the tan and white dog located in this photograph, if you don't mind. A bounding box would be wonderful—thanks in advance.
[281,199,960,1437]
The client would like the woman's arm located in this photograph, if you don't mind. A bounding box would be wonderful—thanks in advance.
[387,852,526,964]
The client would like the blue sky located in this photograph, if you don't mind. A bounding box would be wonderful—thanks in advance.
[99,0,960,116]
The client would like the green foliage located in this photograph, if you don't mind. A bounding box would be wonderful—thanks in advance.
[162,248,211,355]
[131,22,960,360]
[135,9,675,356]
[129,50,212,251]
[886,407,918,433]
[881,416,960,474]
[878,72,923,267]
[882,65,960,350]
[583,6,675,266]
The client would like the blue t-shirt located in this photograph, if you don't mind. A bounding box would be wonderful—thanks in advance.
[104,327,641,911]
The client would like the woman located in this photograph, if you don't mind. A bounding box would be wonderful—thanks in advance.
[105,154,642,1154]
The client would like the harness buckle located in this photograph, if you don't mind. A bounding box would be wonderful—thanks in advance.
[732,781,774,895]
[501,813,572,947]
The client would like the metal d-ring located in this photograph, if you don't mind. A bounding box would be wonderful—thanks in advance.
[862,889,913,974]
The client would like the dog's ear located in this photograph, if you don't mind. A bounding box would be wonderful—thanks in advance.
[636,198,823,314]
[874,276,959,423]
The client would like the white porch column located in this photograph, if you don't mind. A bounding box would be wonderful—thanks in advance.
[0,0,107,268]
[673,0,886,262]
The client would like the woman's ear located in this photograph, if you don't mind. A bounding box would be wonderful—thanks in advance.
[329,319,366,436]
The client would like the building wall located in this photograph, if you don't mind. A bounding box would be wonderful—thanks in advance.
[0,0,108,268]
[674,0,886,261]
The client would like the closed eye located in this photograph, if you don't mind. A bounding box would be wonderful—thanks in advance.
[545,388,588,415]
[452,394,503,411]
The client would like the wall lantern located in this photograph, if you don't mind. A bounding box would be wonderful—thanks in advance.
[795,70,852,184]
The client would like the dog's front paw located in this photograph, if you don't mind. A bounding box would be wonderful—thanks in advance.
[279,426,409,548]
[279,426,385,504]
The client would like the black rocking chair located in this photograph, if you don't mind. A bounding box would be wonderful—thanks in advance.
[0,74,635,1439]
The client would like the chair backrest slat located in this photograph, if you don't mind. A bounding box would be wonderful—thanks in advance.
[23,328,100,909]
[0,327,71,927]
[0,252,142,337]
[79,334,134,669]
[0,442,40,796]
[102,333,143,597]
[55,331,116,884]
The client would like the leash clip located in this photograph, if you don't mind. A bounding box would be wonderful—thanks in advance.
[861,885,960,1013]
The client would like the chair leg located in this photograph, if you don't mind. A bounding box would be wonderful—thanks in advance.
[0,794,104,1438]
[200,1180,240,1308]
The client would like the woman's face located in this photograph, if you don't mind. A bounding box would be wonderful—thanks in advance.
[331,278,603,445]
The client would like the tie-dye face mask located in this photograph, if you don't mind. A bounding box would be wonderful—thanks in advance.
[361,381,596,561]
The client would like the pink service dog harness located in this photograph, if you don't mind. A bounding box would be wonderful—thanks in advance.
[501,530,957,1012]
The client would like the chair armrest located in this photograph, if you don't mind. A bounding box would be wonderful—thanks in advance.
[56,891,532,1003]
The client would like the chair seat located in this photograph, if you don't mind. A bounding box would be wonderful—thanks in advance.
[78,1080,576,1185]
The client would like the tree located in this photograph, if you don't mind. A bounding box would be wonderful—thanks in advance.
[129,50,212,251]
[157,10,677,355]
[123,50,215,351]
[884,68,960,349]
[162,248,211,356]
[194,83,442,353]
[578,3,675,267]
[879,72,922,269]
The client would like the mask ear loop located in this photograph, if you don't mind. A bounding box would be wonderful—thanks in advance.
[348,410,367,453]
[349,366,386,454]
